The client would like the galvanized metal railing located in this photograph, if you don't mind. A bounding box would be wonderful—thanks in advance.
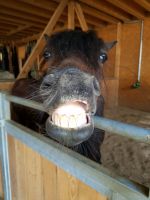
[0,92,150,200]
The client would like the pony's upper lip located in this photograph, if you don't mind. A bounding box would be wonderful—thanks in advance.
[49,100,91,129]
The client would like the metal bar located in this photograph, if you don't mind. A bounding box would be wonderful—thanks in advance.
[94,116,150,144]
[5,120,149,200]
[138,20,144,82]
[5,93,150,144]
[6,94,45,112]
[0,93,12,200]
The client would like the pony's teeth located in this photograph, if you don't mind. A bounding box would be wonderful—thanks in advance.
[52,113,87,128]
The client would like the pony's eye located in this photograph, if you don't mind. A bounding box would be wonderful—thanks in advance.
[99,53,108,63]
[43,51,51,59]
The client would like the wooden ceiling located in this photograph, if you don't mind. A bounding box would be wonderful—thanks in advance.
[0,0,150,44]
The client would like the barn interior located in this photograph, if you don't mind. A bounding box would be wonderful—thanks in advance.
[0,0,150,199]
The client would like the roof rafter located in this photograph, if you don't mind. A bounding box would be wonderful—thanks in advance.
[105,0,146,19]
[133,0,150,12]
[7,25,31,36]
[79,0,132,21]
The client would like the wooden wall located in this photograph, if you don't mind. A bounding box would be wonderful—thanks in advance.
[8,135,107,200]
[98,20,150,112]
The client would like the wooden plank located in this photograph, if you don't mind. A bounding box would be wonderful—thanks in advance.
[57,167,79,200]
[0,14,45,29]
[25,145,43,200]
[68,1,75,30]
[81,3,121,24]
[80,0,132,21]
[8,135,18,200]
[17,0,68,79]
[15,33,41,45]
[78,179,107,200]
[74,2,88,31]
[84,14,107,27]
[0,6,48,25]
[8,136,107,200]
[21,0,108,27]
[106,0,146,19]
[0,162,4,199]
[0,0,54,20]
[21,0,58,13]
[133,0,150,12]
[114,23,122,78]
[7,25,31,36]
[41,159,57,200]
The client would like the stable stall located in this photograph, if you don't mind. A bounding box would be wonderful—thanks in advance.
[0,0,150,200]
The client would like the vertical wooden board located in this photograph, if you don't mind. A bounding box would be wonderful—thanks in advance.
[68,1,75,30]
[8,135,18,200]
[14,138,28,200]
[24,144,44,200]
[74,2,88,31]
[41,158,57,200]
[77,179,107,200]
[0,161,4,198]
[97,24,117,78]
[57,167,79,200]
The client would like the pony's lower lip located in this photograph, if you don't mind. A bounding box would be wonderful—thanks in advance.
[50,101,90,129]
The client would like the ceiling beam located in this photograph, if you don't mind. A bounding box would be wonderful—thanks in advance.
[74,2,88,31]
[21,0,108,27]
[15,33,41,45]
[0,14,45,29]
[133,0,150,12]
[0,6,48,25]
[81,3,121,23]
[17,0,68,79]
[21,0,58,12]
[105,0,146,19]
[79,0,132,21]
[0,0,54,20]
[68,1,75,29]
[6,25,31,36]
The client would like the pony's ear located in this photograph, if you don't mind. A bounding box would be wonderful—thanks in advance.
[44,34,50,41]
[105,41,117,50]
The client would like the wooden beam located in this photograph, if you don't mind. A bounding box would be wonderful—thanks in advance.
[80,0,132,21]
[0,6,48,25]
[85,14,107,27]
[17,0,68,79]
[0,14,45,29]
[74,2,88,31]
[133,0,150,12]
[105,0,146,19]
[114,23,122,79]
[21,0,58,13]
[81,3,121,24]
[7,25,31,36]
[0,0,54,20]
[14,33,41,46]
[68,1,75,30]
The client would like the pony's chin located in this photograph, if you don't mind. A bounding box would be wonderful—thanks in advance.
[46,117,94,147]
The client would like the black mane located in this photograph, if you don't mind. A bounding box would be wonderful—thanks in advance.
[45,29,105,69]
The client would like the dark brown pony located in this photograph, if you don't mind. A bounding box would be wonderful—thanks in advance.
[11,29,116,163]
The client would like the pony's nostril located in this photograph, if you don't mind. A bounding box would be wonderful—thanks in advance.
[93,77,100,96]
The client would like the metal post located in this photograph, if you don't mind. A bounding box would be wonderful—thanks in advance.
[0,92,12,200]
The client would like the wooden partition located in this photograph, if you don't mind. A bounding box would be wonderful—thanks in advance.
[0,93,150,200]
[8,135,106,200]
